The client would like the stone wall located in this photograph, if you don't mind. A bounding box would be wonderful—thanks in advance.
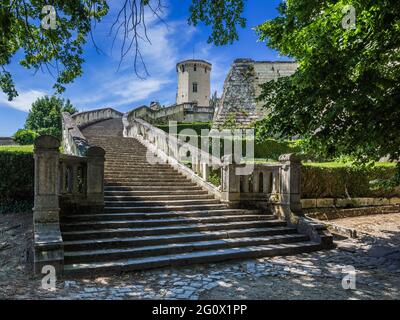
[0,137,16,146]
[213,59,298,129]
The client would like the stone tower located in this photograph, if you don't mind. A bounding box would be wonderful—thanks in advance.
[176,60,212,107]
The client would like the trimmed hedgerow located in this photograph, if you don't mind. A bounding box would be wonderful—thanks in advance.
[0,147,34,213]
[301,164,400,199]
[156,122,212,137]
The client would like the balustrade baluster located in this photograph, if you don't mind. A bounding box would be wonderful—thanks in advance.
[253,169,260,193]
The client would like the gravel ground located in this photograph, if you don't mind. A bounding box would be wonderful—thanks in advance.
[0,212,399,300]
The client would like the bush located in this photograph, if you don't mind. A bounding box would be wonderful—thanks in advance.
[301,164,400,198]
[13,129,38,145]
[0,148,34,212]
[157,122,212,136]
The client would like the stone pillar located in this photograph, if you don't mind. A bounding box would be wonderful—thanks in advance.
[86,146,105,213]
[201,162,209,180]
[221,155,241,206]
[279,153,302,216]
[33,135,64,276]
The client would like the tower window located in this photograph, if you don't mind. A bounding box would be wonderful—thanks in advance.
[194,65,197,71]
[192,82,198,93]
[205,67,207,73]
[181,65,185,72]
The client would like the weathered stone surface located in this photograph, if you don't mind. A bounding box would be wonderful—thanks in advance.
[213,59,298,129]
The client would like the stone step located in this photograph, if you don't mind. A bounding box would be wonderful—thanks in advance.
[64,234,310,264]
[104,177,190,183]
[103,203,228,213]
[62,220,281,240]
[63,226,295,251]
[104,199,220,207]
[104,169,177,174]
[104,194,214,201]
[104,181,198,187]
[64,242,321,275]
[104,190,207,196]
[62,209,263,222]
[104,185,203,192]
[61,215,273,231]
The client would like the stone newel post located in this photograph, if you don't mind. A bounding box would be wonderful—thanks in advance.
[220,155,241,206]
[86,146,105,212]
[279,153,302,216]
[33,136,64,275]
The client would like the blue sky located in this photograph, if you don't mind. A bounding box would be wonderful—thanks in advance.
[0,0,287,136]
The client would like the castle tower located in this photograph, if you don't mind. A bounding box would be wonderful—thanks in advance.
[176,60,212,107]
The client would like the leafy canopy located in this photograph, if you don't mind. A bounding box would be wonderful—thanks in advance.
[1,0,246,100]
[255,0,400,163]
[24,95,77,139]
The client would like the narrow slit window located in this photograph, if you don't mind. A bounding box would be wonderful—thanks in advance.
[193,82,198,93]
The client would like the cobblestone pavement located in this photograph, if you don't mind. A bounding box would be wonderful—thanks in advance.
[1,212,399,300]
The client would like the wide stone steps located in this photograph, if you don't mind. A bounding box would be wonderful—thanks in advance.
[56,119,325,275]
[64,242,320,275]
[104,189,205,195]
[104,194,214,201]
[103,203,228,213]
[64,235,310,264]
[62,214,271,231]
[105,199,220,207]
[62,220,284,241]
[104,185,203,191]
[104,181,198,187]
[62,226,297,251]
[62,209,262,221]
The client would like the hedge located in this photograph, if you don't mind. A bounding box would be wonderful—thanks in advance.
[0,146,34,213]
[156,122,212,137]
[301,164,400,199]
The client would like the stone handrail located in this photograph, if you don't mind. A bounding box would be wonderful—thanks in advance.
[62,112,90,156]
[72,107,123,129]
[33,135,105,275]
[126,103,214,124]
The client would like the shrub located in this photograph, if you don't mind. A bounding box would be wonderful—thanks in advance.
[0,148,34,213]
[13,129,38,145]
[157,122,212,136]
[301,164,400,199]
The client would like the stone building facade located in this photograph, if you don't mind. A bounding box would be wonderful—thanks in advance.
[176,60,212,107]
[213,59,298,129]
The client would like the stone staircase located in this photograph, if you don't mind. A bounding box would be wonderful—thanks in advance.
[60,119,321,275]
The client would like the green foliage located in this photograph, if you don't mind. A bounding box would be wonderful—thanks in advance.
[13,129,38,145]
[188,0,247,45]
[0,148,34,210]
[156,122,212,136]
[255,0,400,164]
[207,169,221,187]
[0,1,109,100]
[0,200,33,214]
[1,0,247,99]
[0,145,33,152]
[23,96,77,140]
[301,164,399,199]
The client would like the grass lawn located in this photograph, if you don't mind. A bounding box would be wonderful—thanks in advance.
[0,145,33,153]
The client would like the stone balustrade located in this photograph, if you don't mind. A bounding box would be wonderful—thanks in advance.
[33,135,105,275]
[126,103,214,124]
[71,107,123,129]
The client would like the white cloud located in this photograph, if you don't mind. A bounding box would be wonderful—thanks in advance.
[0,89,46,112]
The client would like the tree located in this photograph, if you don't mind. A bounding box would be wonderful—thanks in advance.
[0,1,109,100]
[23,96,77,139]
[1,0,246,99]
[255,0,400,164]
